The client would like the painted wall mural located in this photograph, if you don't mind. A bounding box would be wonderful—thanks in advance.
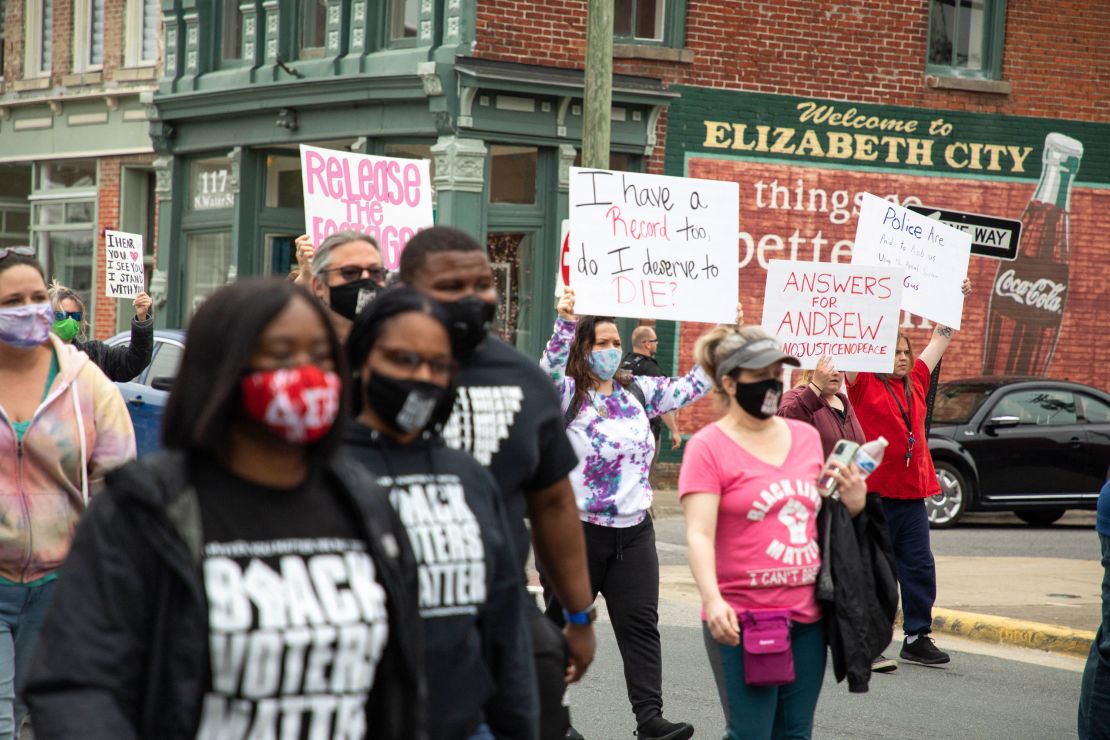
[664,89,1110,433]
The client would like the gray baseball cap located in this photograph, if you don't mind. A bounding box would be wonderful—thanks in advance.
[716,336,799,380]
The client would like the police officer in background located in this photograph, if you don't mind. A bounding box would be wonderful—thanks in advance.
[622,326,683,456]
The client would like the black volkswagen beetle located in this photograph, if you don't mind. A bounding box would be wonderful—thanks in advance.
[926,377,1110,528]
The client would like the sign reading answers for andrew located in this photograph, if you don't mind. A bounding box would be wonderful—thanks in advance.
[762,260,904,373]
[906,205,1022,260]
[568,167,739,324]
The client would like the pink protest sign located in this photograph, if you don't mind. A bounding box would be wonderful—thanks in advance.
[299,145,433,270]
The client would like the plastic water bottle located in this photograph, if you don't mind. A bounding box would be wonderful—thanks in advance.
[853,436,889,478]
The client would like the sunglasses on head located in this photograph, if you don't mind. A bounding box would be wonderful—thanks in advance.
[0,246,35,261]
[54,310,82,322]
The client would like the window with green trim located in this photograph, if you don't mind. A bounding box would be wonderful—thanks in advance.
[614,0,685,47]
[390,0,418,41]
[927,0,1007,79]
[299,0,328,55]
[219,0,242,63]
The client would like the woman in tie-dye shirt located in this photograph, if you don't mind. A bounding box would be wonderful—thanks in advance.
[538,287,709,740]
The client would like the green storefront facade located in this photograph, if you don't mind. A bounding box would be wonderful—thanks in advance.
[150,0,673,361]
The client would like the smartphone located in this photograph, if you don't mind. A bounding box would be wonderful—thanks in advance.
[818,439,860,498]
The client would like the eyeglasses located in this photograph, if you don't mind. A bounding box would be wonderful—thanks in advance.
[0,246,35,261]
[321,265,386,285]
[645,339,659,345]
[54,310,82,322]
[376,347,456,379]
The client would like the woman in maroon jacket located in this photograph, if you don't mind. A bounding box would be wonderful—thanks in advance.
[777,354,897,674]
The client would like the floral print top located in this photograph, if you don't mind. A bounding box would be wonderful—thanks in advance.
[540,317,711,528]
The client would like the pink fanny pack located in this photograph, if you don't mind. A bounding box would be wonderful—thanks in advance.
[741,609,795,686]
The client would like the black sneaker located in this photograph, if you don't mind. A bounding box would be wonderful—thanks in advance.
[871,654,898,673]
[566,727,585,740]
[899,635,951,665]
[635,716,694,740]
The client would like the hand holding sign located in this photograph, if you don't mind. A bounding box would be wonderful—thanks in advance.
[134,292,152,321]
[557,287,578,322]
[811,355,837,391]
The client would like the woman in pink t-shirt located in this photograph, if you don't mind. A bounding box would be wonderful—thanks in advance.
[680,325,865,740]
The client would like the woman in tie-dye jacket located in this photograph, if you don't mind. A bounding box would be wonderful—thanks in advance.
[0,248,135,738]
[537,287,710,740]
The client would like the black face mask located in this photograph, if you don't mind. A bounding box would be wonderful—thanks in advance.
[734,377,784,420]
[441,295,496,359]
[365,371,453,434]
[329,279,382,321]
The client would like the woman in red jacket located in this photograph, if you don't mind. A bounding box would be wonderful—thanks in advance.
[844,278,971,667]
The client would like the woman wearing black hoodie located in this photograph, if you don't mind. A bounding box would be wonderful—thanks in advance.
[24,278,424,740]
[343,286,533,740]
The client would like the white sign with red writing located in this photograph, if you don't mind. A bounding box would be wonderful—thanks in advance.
[568,167,739,323]
[762,260,905,373]
[851,192,971,330]
[104,230,145,299]
[556,219,570,298]
[300,145,433,270]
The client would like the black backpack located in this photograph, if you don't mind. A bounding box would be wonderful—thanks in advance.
[563,380,648,427]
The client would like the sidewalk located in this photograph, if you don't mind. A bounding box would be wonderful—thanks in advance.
[649,488,1102,657]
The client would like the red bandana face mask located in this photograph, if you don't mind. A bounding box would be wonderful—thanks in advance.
[240,365,341,444]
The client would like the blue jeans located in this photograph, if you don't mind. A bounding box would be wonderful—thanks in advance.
[881,498,937,635]
[1079,533,1110,740]
[714,619,826,740]
[0,579,57,740]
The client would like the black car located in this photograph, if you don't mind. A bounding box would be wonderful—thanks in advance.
[926,377,1110,528]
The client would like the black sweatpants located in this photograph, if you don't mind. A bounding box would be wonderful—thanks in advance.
[546,518,663,726]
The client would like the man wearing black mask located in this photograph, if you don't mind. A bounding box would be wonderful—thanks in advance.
[308,230,387,341]
[400,226,595,740]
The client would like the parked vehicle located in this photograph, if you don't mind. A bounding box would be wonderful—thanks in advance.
[926,377,1110,528]
[105,329,185,457]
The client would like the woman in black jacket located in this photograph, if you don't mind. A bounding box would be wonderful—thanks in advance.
[343,287,533,740]
[49,284,154,381]
[24,278,425,740]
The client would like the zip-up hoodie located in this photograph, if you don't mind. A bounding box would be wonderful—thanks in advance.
[0,334,135,582]
[541,317,710,527]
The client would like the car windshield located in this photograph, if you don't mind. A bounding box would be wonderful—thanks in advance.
[932,384,996,424]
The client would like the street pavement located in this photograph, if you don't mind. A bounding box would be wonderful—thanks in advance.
[552,499,1100,738]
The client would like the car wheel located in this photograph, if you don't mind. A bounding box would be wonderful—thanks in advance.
[1015,509,1065,527]
[928,461,969,529]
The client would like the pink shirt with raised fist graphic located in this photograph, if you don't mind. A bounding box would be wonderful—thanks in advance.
[679,418,824,623]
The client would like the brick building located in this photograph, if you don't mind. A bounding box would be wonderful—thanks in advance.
[0,0,160,338]
[471,0,1110,468]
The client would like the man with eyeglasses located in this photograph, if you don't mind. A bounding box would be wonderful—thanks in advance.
[621,326,683,455]
[303,231,387,341]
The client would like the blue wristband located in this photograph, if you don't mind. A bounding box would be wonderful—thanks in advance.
[562,603,596,625]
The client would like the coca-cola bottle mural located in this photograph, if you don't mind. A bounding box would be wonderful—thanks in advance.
[982,133,1082,376]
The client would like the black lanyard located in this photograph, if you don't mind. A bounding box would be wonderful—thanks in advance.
[882,378,916,467]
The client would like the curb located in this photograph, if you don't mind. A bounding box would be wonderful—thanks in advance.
[928,608,1095,658]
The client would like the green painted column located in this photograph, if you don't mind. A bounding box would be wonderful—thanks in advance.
[151,155,183,329]
[229,147,264,277]
[431,136,487,239]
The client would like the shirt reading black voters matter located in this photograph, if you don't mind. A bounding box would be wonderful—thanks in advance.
[193,465,390,740]
[441,335,580,566]
[343,425,534,740]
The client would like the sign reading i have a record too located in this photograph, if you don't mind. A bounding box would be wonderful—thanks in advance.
[906,205,1022,260]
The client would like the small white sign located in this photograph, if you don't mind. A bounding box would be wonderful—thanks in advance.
[568,167,739,323]
[300,145,434,270]
[852,192,971,329]
[104,230,145,299]
[762,260,905,373]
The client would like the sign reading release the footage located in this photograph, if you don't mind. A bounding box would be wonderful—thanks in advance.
[300,145,433,270]
[568,167,739,323]
[761,260,904,373]
[104,230,145,299]
[852,193,970,330]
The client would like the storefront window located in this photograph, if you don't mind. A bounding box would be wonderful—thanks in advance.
[39,159,97,190]
[184,232,233,315]
[190,158,234,210]
[486,231,534,347]
[264,155,304,209]
[489,146,537,205]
